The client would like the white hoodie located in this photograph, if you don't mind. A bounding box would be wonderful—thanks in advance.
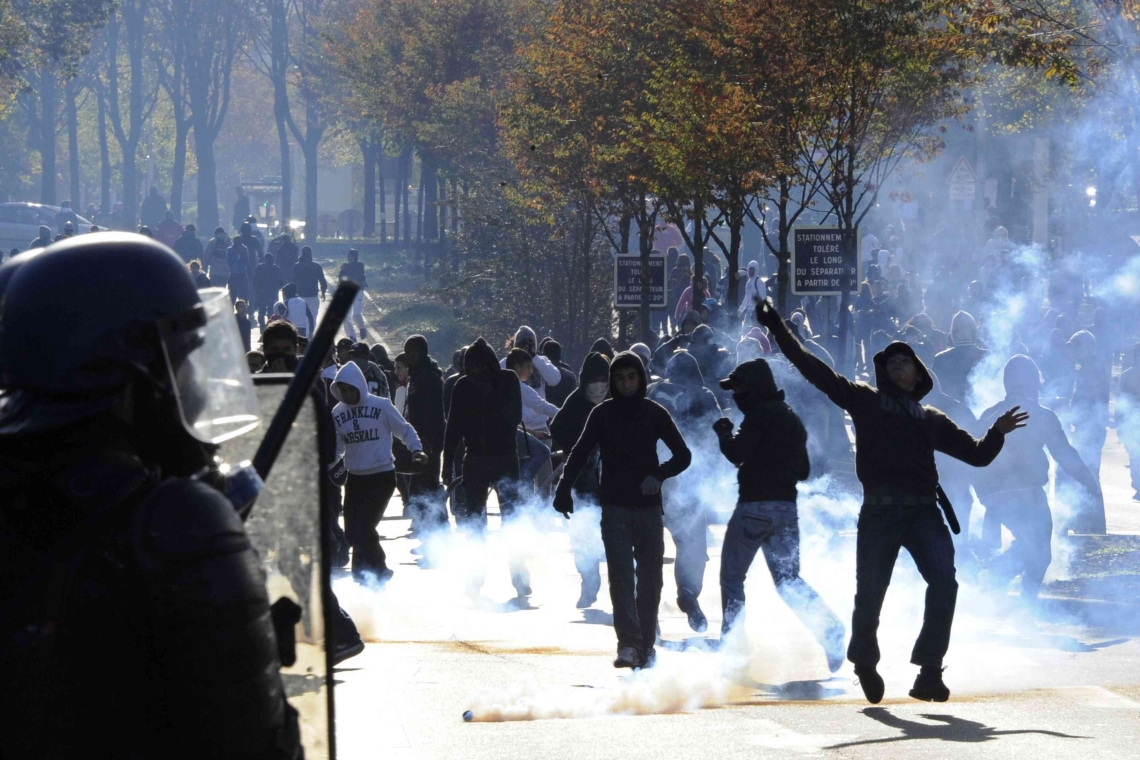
[499,326,561,399]
[520,380,559,432]
[330,361,421,475]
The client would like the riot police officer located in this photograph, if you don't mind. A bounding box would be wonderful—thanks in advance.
[0,234,302,758]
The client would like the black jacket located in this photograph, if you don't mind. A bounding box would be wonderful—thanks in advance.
[718,393,810,503]
[932,343,987,404]
[557,352,691,509]
[0,436,299,759]
[443,369,522,479]
[768,319,1005,497]
[545,362,577,408]
[405,358,445,450]
[291,256,327,298]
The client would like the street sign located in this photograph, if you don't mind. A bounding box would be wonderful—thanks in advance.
[947,156,976,202]
[614,253,666,309]
[791,226,860,296]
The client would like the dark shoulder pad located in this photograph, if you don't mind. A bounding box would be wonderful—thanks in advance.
[134,478,250,558]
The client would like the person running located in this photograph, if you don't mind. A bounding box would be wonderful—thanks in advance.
[292,247,328,335]
[974,355,1102,601]
[551,352,611,608]
[713,358,845,671]
[338,248,370,342]
[555,352,692,669]
[647,350,721,632]
[331,361,427,583]
[441,338,530,597]
[754,299,1027,704]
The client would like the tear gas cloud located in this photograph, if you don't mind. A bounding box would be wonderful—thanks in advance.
[336,395,1131,723]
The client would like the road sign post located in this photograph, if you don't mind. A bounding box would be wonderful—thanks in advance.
[791,226,860,296]
[614,254,666,309]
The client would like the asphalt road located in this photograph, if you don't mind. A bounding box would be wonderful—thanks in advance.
[302,272,1140,759]
[331,434,1140,759]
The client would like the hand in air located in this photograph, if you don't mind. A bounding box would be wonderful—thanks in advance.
[640,476,662,496]
[754,299,781,329]
[995,406,1030,434]
[712,417,734,437]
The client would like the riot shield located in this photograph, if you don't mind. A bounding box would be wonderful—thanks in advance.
[219,375,338,760]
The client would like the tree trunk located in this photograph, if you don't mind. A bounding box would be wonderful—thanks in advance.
[361,136,375,236]
[192,119,220,234]
[377,142,386,244]
[303,138,318,241]
[276,112,292,222]
[405,146,414,244]
[98,95,111,214]
[414,151,424,246]
[66,82,81,209]
[39,69,58,205]
[170,120,188,222]
[121,141,138,230]
[421,156,433,244]
[394,154,403,247]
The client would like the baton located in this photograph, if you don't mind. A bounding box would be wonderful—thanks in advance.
[935,484,961,535]
[242,282,359,520]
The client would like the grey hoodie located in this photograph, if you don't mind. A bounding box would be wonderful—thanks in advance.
[330,361,421,474]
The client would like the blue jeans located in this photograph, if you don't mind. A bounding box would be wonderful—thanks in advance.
[720,501,844,657]
[516,429,551,489]
[849,504,957,668]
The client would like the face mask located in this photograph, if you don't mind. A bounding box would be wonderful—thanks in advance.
[585,381,608,404]
[732,390,751,410]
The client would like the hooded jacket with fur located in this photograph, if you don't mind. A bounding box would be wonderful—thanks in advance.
[767,318,1005,497]
[330,362,421,475]
[556,352,691,509]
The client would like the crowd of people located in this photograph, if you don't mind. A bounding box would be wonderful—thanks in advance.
[11,205,1136,706]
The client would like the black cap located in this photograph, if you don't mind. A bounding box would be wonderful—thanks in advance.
[349,341,371,354]
[336,338,354,350]
[719,358,777,395]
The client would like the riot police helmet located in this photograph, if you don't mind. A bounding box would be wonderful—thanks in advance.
[0,232,259,442]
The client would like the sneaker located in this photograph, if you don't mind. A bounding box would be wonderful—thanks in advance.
[909,667,950,702]
[677,595,708,633]
[637,648,657,669]
[333,639,365,666]
[853,664,885,704]
[613,647,640,669]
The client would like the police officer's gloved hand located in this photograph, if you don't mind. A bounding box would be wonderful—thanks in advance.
[712,417,734,437]
[411,450,429,467]
[553,490,573,519]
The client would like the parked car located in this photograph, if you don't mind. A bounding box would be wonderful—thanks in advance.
[0,202,104,253]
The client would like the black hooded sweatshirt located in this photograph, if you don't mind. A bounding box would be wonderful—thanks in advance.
[557,352,691,509]
[550,352,610,453]
[442,339,521,480]
[767,318,1005,496]
[718,389,810,504]
[404,336,446,451]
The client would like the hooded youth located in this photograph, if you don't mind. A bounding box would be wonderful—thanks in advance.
[766,318,1006,495]
[331,361,421,474]
[557,352,691,509]
[716,358,809,503]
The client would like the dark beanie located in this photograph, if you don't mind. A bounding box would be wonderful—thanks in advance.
[541,339,562,363]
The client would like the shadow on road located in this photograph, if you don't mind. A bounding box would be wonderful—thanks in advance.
[573,609,614,626]
[827,707,1088,749]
